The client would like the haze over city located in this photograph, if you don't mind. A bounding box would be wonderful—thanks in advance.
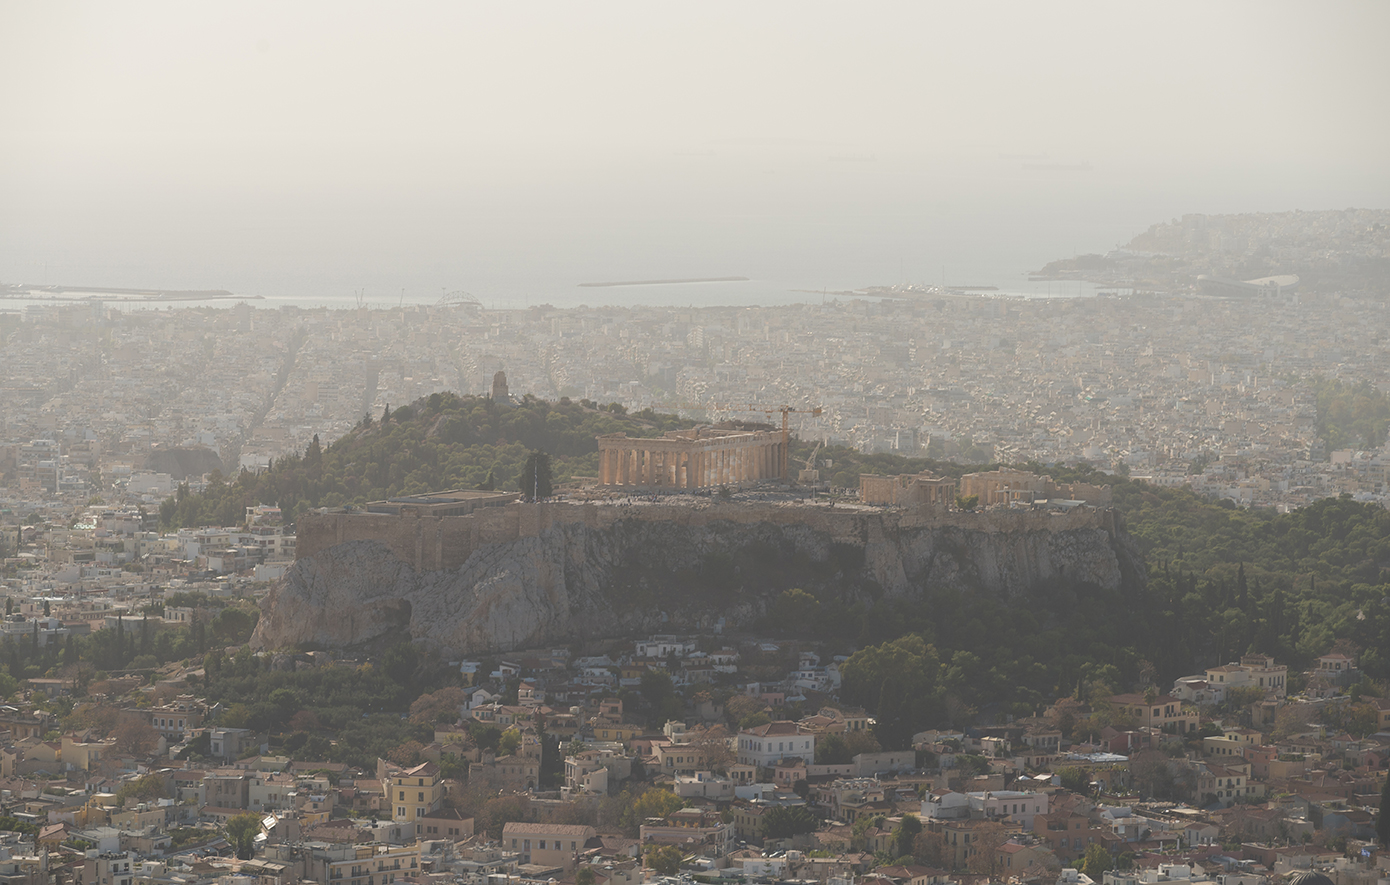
[5,4,1390,881]
[2,1,1389,305]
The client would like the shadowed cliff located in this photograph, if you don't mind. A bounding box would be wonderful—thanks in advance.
[252,503,1145,656]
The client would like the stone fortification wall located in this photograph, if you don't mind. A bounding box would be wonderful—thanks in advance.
[258,500,1139,656]
[296,502,1116,573]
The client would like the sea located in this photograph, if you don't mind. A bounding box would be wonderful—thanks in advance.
[1,147,1377,314]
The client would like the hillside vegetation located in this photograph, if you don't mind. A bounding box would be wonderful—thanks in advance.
[162,394,1390,705]
[160,394,704,529]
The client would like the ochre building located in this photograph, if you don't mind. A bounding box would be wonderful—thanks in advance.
[597,428,784,488]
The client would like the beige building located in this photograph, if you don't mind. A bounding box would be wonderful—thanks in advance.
[502,822,597,871]
[303,841,421,885]
[859,473,957,506]
[959,469,1112,507]
[381,760,443,824]
[1107,693,1199,733]
[597,427,784,488]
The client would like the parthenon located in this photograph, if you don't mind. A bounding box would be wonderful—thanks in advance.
[597,428,785,488]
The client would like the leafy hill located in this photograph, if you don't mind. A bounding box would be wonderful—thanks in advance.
[163,394,1390,685]
[159,393,707,529]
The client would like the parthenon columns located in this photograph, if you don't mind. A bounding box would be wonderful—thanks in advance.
[595,428,784,489]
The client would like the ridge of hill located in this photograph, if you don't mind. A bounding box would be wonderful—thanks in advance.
[158,393,719,529]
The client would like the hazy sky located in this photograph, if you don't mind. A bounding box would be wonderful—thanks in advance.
[3,1,1388,302]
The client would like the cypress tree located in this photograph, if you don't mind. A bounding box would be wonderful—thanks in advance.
[1378,773,1390,846]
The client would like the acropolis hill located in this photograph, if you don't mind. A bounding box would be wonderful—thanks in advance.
[253,493,1144,655]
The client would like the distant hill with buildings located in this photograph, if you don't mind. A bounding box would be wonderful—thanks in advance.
[1034,208,1390,297]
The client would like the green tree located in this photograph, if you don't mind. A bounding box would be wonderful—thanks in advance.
[575,867,596,885]
[1080,843,1112,880]
[1378,771,1390,846]
[645,844,683,876]
[762,805,818,840]
[497,727,522,757]
[840,634,943,749]
[619,788,684,836]
[115,773,168,806]
[1056,767,1090,794]
[518,450,554,500]
[225,812,261,859]
[816,733,851,765]
[894,814,922,859]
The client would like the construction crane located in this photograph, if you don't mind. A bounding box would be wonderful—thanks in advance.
[797,440,824,483]
[708,403,824,481]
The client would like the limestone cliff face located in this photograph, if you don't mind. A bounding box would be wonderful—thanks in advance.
[252,505,1143,655]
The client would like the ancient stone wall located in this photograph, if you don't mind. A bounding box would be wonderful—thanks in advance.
[297,501,1115,573]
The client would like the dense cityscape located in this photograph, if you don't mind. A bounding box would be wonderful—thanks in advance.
[2,217,1390,885]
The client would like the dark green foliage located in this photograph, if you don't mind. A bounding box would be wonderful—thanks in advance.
[0,816,38,837]
[150,400,1390,753]
[1378,773,1390,846]
[160,393,701,529]
[645,845,683,876]
[518,450,554,500]
[762,805,818,839]
[895,815,922,859]
[1312,376,1390,452]
[225,812,260,859]
[197,645,445,769]
[815,733,852,765]
[638,669,684,728]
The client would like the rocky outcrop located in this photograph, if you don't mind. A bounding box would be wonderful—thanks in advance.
[252,504,1145,656]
